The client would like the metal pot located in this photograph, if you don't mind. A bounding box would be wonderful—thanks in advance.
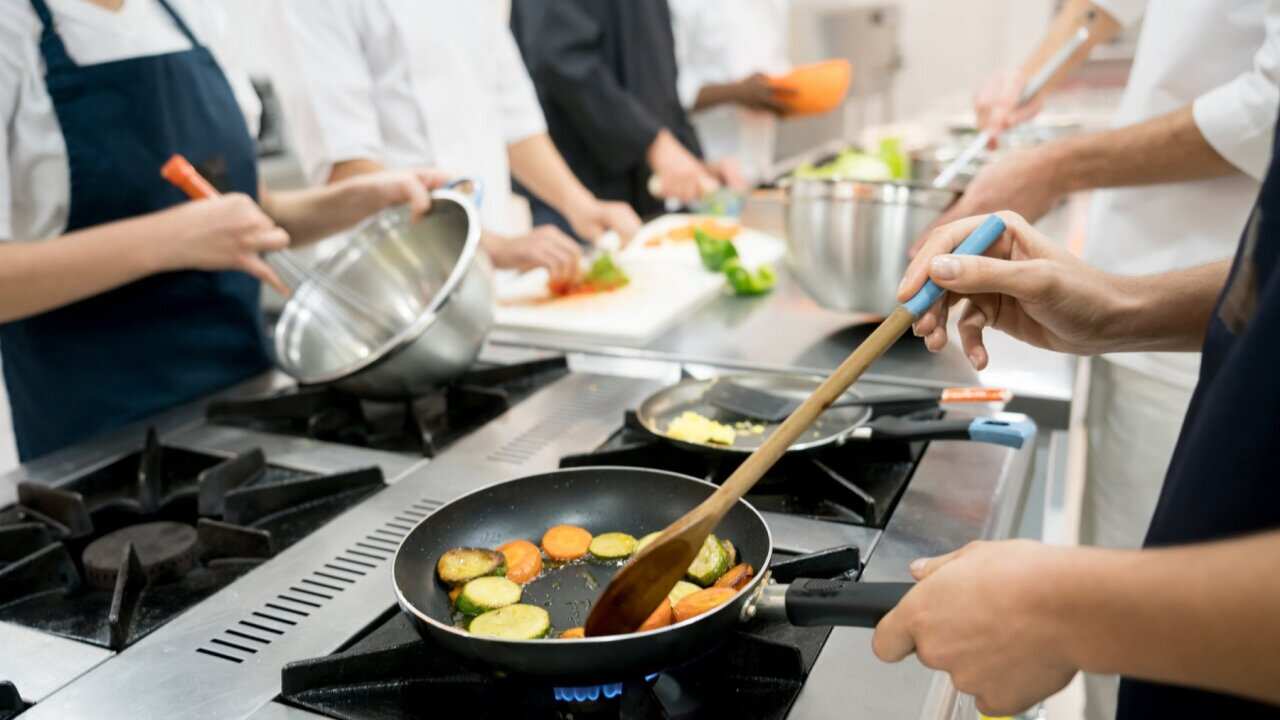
[273,189,493,398]
[778,177,958,315]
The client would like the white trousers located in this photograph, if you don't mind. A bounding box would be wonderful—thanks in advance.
[1079,357,1196,720]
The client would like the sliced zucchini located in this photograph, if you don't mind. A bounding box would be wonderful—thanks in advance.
[667,580,702,606]
[468,604,551,639]
[456,576,522,616]
[635,531,661,554]
[437,548,506,586]
[686,534,730,586]
[589,532,637,560]
[721,538,737,568]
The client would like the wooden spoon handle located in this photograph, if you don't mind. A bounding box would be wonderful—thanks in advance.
[696,305,917,519]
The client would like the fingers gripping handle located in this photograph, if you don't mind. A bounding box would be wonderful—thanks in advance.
[902,215,1007,318]
[785,580,914,627]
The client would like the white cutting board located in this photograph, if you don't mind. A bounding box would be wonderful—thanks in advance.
[494,259,727,344]
[621,214,786,269]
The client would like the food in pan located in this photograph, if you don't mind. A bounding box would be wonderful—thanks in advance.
[665,411,737,445]
[667,580,702,606]
[686,534,731,586]
[437,547,506,585]
[714,563,755,590]
[672,587,738,622]
[469,604,551,639]
[497,539,544,584]
[456,576,523,616]
[560,627,586,639]
[541,524,594,561]
[588,532,637,560]
[438,526,753,638]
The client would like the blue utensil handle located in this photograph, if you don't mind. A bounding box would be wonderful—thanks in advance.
[966,416,1037,449]
[902,214,1007,318]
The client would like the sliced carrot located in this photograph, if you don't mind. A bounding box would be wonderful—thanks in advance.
[672,587,737,623]
[637,599,674,632]
[560,627,585,639]
[498,539,544,584]
[713,563,755,591]
[541,525,593,561]
[448,586,463,605]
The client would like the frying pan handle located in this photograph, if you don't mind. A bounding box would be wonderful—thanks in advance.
[784,579,913,627]
[849,416,1035,449]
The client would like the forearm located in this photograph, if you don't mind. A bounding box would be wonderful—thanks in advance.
[1046,106,1238,194]
[691,82,739,112]
[1050,531,1280,705]
[1107,260,1230,352]
[507,134,595,219]
[0,219,162,323]
[262,159,386,245]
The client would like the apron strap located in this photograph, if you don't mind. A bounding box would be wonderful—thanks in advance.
[154,0,201,47]
[27,0,75,71]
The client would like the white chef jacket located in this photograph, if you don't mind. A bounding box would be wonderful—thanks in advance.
[669,0,790,183]
[0,0,260,244]
[1087,0,1280,387]
[268,0,546,235]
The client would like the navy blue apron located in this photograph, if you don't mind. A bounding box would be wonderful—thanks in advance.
[0,0,271,461]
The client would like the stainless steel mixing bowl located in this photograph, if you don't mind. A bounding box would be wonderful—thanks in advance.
[779,178,958,316]
[273,189,493,398]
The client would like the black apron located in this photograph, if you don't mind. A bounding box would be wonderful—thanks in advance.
[0,0,270,461]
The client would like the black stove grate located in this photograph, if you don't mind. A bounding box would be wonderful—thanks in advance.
[560,408,936,528]
[0,429,385,650]
[206,357,569,456]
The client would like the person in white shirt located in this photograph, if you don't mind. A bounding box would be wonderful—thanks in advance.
[915,2,1280,718]
[267,0,642,288]
[0,0,446,461]
[668,0,791,184]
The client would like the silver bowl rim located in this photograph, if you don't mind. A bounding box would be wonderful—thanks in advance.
[776,176,959,209]
[272,188,482,386]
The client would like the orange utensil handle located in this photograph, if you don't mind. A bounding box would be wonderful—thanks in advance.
[161,154,220,200]
[940,387,1013,404]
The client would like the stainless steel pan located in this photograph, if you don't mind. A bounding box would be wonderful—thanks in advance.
[634,373,1034,456]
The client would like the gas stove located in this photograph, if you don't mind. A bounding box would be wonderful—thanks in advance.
[0,428,384,652]
[278,548,859,720]
[0,354,1036,720]
[205,357,569,456]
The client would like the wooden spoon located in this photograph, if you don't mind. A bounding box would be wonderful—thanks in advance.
[584,214,1008,637]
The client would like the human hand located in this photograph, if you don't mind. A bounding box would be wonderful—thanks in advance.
[710,157,749,192]
[648,129,720,204]
[908,146,1064,257]
[160,194,291,295]
[730,72,793,114]
[974,70,1043,139]
[331,167,454,222]
[898,212,1133,368]
[567,198,642,246]
[873,539,1080,716]
[482,225,583,287]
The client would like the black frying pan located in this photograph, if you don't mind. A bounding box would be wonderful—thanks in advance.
[392,467,911,683]
[635,373,1033,456]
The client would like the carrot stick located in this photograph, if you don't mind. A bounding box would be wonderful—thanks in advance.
[637,599,674,631]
